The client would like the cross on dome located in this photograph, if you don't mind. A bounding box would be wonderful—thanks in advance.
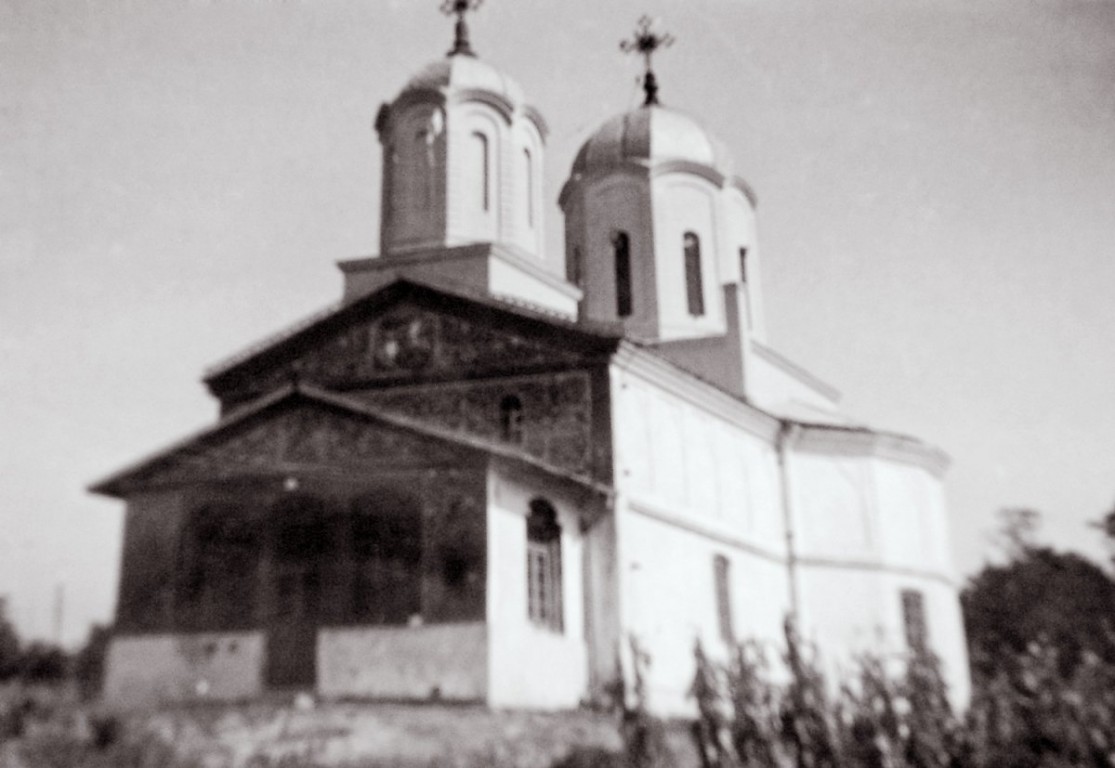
[440,0,483,57]
[620,15,675,106]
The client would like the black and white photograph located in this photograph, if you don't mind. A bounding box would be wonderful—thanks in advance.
[2,0,1114,764]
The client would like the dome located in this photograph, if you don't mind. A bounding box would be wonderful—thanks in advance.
[571,106,734,177]
[401,55,525,108]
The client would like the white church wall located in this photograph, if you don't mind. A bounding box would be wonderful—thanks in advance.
[618,507,791,716]
[651,176,726,340]
[486,464,589,710]
[614,366,787,557]
[317,623,487,702]
[583,511,622,705]
[789,449,969,705]
[795,565,890,677]
[795,565,970,707]
[103,631,264,709]
[871,459,952,575]
[611,362,794,715]
[789,453,878,563]
[880,572,972,707]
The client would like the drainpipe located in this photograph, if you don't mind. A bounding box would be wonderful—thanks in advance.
[776,421,802,623]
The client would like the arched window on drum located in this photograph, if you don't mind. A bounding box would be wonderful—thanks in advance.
[684,232,705,317]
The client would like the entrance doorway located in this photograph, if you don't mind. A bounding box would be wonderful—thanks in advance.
[266,497,328,688]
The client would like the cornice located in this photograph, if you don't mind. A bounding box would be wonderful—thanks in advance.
[795,554,958,589]
[338,242,583,302]
[789,423,951,478]
[627,499,787,566]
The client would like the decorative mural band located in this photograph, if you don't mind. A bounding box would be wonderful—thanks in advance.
[359,371,594,475]
[120,404,465,493]
[213,302,591,404]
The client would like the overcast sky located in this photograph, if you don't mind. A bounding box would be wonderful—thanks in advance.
[2,0,1114,646]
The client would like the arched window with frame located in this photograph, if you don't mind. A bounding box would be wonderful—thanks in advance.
[470,131,490,213]
[613,231,633,318]
[526,498,563,632]
[500,394,524,444]
[684,232,705,316]
[523,147,534,227]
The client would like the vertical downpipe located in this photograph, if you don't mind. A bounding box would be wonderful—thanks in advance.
[777,422,802,622]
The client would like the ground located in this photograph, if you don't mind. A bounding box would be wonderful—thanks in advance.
[1,684,701,768]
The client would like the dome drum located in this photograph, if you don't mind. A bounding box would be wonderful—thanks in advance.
[376,54,547,260]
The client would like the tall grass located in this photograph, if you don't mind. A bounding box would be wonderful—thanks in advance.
[683,619,1115,768]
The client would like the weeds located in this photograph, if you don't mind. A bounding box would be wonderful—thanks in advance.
[688,618,1115,768]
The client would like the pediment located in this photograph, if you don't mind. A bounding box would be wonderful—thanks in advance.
[205,281,618,408]
[93,394,473,497]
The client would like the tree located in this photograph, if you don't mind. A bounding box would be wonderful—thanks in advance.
[1092,498,1115,563]
[962,540,1115,679]
[995,507,1041,559]
[0,598,19,680]
[74,623,111,700]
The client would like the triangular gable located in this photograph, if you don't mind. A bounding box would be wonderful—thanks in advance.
[90,388,477,498]
[204,279,621,407]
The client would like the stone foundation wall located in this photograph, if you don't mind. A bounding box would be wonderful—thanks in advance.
[318,622,487,702]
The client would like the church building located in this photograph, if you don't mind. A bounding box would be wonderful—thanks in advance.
[91,7,970,714]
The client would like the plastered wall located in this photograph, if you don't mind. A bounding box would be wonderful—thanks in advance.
[318,622,487,701]
[103,631,264,709]
[619,509,791,715]
[788,450,969,706]
[486,465,591,710]
[614,367,786,556]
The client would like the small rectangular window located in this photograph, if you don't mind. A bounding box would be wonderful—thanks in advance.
[714,554,734,643]
[901,589,928,652]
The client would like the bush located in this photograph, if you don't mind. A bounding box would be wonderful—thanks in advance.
[75,624,111,700]
[687,617,1115,768]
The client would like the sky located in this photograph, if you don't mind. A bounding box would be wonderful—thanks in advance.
[2,0,1114,646]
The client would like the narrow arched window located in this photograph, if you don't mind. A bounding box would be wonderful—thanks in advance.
[414,129,432,208]
[523,148,534,227]
[499,394,523,443]
[470,132,490,212]
[684,232,705,316]
[739,247,753,326]
[571,246,583,287]
[613,231,632,318]
[526,499,563,631]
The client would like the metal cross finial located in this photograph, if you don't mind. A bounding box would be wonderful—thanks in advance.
[620,15,675,106]
[440,0,483,57]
